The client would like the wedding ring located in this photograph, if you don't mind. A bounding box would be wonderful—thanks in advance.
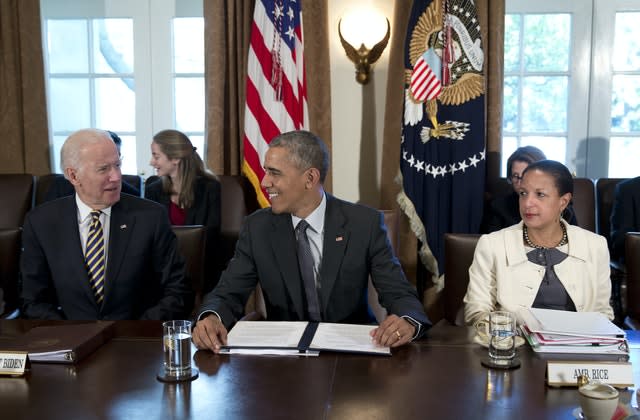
[395,330,401,339]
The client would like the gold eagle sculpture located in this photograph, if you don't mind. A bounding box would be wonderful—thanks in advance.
[338,18,391,85]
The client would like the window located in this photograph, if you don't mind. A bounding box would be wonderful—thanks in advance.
[41,0,204,176]
[503,0,640,178]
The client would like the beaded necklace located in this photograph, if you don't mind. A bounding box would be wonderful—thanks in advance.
[523,222,568,249]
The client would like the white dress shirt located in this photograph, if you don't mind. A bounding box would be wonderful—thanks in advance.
[76,195,112,272]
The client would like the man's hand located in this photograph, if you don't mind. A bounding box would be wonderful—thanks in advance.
[192,314,228,353]
[370,314,415,348]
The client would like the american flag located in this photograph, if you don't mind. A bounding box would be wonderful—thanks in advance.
[242,0,309,207]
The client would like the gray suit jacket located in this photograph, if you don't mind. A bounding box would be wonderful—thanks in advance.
[199,195,430,335]
[21,194,192,320]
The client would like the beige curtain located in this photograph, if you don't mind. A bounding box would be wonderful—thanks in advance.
[380,0,504,320]
[0,0,50,175]
[204,0,332,189]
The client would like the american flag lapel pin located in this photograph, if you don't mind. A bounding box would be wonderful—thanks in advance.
[336,235,343,242]
[120,224,127,230]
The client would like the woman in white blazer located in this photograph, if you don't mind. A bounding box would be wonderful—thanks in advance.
[464,160,613,326]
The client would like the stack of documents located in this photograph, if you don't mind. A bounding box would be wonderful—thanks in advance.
[221,321,391,356]
[520,308,628,355]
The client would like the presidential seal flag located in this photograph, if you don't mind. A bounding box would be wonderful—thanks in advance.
[243,0,309,207]
[398,0,485,289]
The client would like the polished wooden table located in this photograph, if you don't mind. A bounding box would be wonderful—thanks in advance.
[1,320,638,419]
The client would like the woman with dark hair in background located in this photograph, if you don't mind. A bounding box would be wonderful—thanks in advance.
[482,146,577,233]
[464,160,613,326]
[146,129,221,292]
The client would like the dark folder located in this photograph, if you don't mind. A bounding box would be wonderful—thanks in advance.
[4,322,115,364]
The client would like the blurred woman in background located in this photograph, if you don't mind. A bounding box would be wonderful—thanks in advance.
[146,129,221,291]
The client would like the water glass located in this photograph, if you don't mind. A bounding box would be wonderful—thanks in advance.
[488,311,516,361]
[163,320,192,376]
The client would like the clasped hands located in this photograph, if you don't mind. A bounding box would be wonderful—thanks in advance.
[192,314,415,354]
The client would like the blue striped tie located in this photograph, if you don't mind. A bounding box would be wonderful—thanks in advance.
[85,210,105,304]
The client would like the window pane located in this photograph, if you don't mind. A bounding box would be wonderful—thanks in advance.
[522,76,567,132]
[93,19,134,75]
[51,135,67,174]
[609,137,640,177]
[500,136,518,177]
[521,136,567,163]
[95,78,136,131]
[503,76,519,132]
[118,135,137,175]
[175,77,205,131]
[611,75,640,133]
[49,78,90,131]
[47,20,88,73]
[612,12,640,71]
[173,18,204,73]
[504,15,521,72]
[523,14,570,72]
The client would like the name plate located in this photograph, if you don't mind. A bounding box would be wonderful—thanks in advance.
[547,360,634,388]
[0,351,29,377]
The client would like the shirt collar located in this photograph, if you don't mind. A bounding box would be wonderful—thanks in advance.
[76,194,112,223]
[292,192,326,234]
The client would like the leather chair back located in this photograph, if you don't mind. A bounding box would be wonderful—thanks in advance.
[0,228,22,317]
[34,174,61,206]
[219,175,260,269]
[572,178,596,233]
[443,233,480,325]
[625,232,640,323]
[0,174,34,228]
[171,225,206,316]
[596,178,626,239]
[122,174,143,196]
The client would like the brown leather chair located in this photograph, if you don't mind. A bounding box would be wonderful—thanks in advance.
[0,174,34,228]
[218,175,260,271]
[572,178,596,233]
[595,178,626,239]
[443,233,481,325]
[0,228,22,318]
[122,174,143,196]
[624,232,640,329]
[595,178,628,322]
[171,225,206,316]
[34,174,61,206]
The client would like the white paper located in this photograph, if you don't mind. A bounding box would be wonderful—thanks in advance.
[522,308,625,338]
[309,323,390,355]
[226,321,308,348]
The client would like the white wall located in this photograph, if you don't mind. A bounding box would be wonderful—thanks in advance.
[328,0,394,206]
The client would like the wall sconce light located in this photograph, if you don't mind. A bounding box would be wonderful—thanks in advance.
[338,17,390,85]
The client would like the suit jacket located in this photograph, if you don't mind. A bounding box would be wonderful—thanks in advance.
[464,221,613,325]
[610,176,640,263]
[21,194,192,320]
[199,195,430,336]
[145,176,221,291]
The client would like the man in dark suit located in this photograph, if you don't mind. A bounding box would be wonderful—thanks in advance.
[193,130,430,353]
[21,129,191,320]
[610,176,640,264]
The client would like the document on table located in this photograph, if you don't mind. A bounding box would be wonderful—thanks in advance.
[309,323,390,355]
[221,321,390,356]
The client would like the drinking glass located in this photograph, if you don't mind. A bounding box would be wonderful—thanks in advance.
[488,311,516,361]
[163,320,192,376]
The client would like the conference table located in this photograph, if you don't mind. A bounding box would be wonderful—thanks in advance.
[1,319,638,419]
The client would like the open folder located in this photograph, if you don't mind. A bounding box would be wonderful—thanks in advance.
[220,321,391,356]
[520,308,628,355]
